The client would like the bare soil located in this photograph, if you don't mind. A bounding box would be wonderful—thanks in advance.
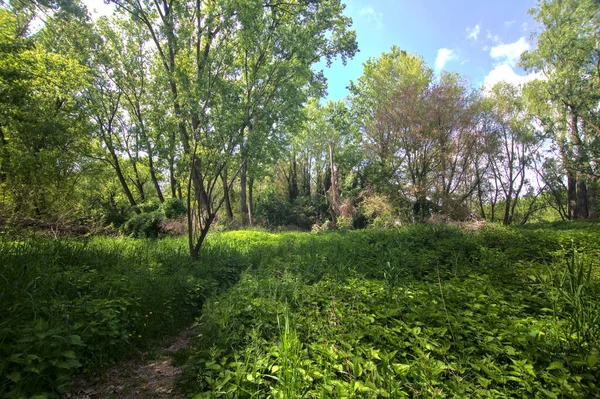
[65,328,198,399]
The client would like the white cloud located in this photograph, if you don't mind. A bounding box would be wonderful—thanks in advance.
[360,6,375,16]
[359,6,383,30]
[504,20,516,27]
[483,64,544,92]
[486,30,500,43]
[490,37,530,67]
[435,48,457,72]
[466,24,480,41]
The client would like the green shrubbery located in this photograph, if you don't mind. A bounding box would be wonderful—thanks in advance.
[119,198,187,238]
[179,223,600,398]
[0,234,260,398]
[2,222,599,398]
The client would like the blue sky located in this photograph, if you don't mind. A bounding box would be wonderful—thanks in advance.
[318,0,543,99]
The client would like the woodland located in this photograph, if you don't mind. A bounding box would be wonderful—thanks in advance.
[0,0,599,398]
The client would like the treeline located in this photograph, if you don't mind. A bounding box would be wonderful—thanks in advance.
[0,0,598,255]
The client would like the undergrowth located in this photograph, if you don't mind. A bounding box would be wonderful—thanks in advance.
[1,222,599,398]
[180,223,600,398]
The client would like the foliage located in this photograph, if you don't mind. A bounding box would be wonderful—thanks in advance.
[161,198,187,220]
[119,210,164,238]
[0,233,266,398]
[178,223,600,398]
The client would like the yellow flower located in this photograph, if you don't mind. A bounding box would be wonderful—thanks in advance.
[144,323,147,327]
[149,312,153,315]
[145,314,148,318]
[128,334,132,337]
[138,335,142,338]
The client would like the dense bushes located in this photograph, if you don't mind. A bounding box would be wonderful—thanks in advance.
[119,198,187,238]
[0,235,259,398]
[2,222,599,397]
[180,223,600,398]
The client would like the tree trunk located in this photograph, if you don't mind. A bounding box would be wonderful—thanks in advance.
[567,172,577,220]
[109,150,140,213]
[169,159,177,198]
[240,153,249,226]
[288,154,298,202]
[148,147,165,203]
[222,169,234,223]
[328,142,340,228]
[576,177,588,219]
[248,175,254,226]
[588,178,597,218]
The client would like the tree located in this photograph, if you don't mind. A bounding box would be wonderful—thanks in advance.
[484,83,540,225]
[351,48,481,220]
[521,0,600,219]
[111,0,357,257]
[0,7,89,217]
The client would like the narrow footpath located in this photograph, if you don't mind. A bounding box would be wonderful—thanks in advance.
[66,328,197,399]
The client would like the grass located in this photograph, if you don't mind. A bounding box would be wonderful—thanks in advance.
[1,222,599,398]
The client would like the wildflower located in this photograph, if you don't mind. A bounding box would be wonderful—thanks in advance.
[144,323,147,327]
[128,334,132,337]
[149,312,152,315]
[138,335,142,338]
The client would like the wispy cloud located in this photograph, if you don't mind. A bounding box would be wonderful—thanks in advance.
[359,6,384,30]
[359,6,375,16]
[435,48,457,72]
[486,30,500,43]
[490,37,530,67]
[466,24,480,41]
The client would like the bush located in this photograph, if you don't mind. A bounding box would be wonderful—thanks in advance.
[255,193,296,228]
[120,210,164,238]
[161,198,187,219]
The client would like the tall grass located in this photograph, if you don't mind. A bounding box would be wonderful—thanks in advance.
[0,233,263,398]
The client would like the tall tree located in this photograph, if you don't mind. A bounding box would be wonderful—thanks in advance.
[0,7,89,217]
[111,0,357,257]
[521,0,600,219]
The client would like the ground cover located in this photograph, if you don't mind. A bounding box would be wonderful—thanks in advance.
[1,222,599,398]
[180,224,600,398]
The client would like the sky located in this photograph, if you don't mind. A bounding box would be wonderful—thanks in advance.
[316,0,544,99]
[83,0,544,100]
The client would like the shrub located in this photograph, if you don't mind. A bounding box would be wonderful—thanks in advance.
[120,210,164,238]
[161,198,187,219]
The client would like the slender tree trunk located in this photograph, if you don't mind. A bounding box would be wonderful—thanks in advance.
[240,153,249,226]
[248,175,254,226]
[576,178,588,219]
[109,150,140,213]
[567,172,577,220]
[588,178,597,218]
[148,147,164,203]
[222,169,234,223]
[289,153,299,202]
[328,142,340,228]
[128,154,145,202]
[169,158,177,198]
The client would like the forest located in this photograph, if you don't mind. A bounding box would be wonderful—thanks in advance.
[0,0,599,398]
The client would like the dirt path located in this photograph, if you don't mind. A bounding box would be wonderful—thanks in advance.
[66,328,197,399]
